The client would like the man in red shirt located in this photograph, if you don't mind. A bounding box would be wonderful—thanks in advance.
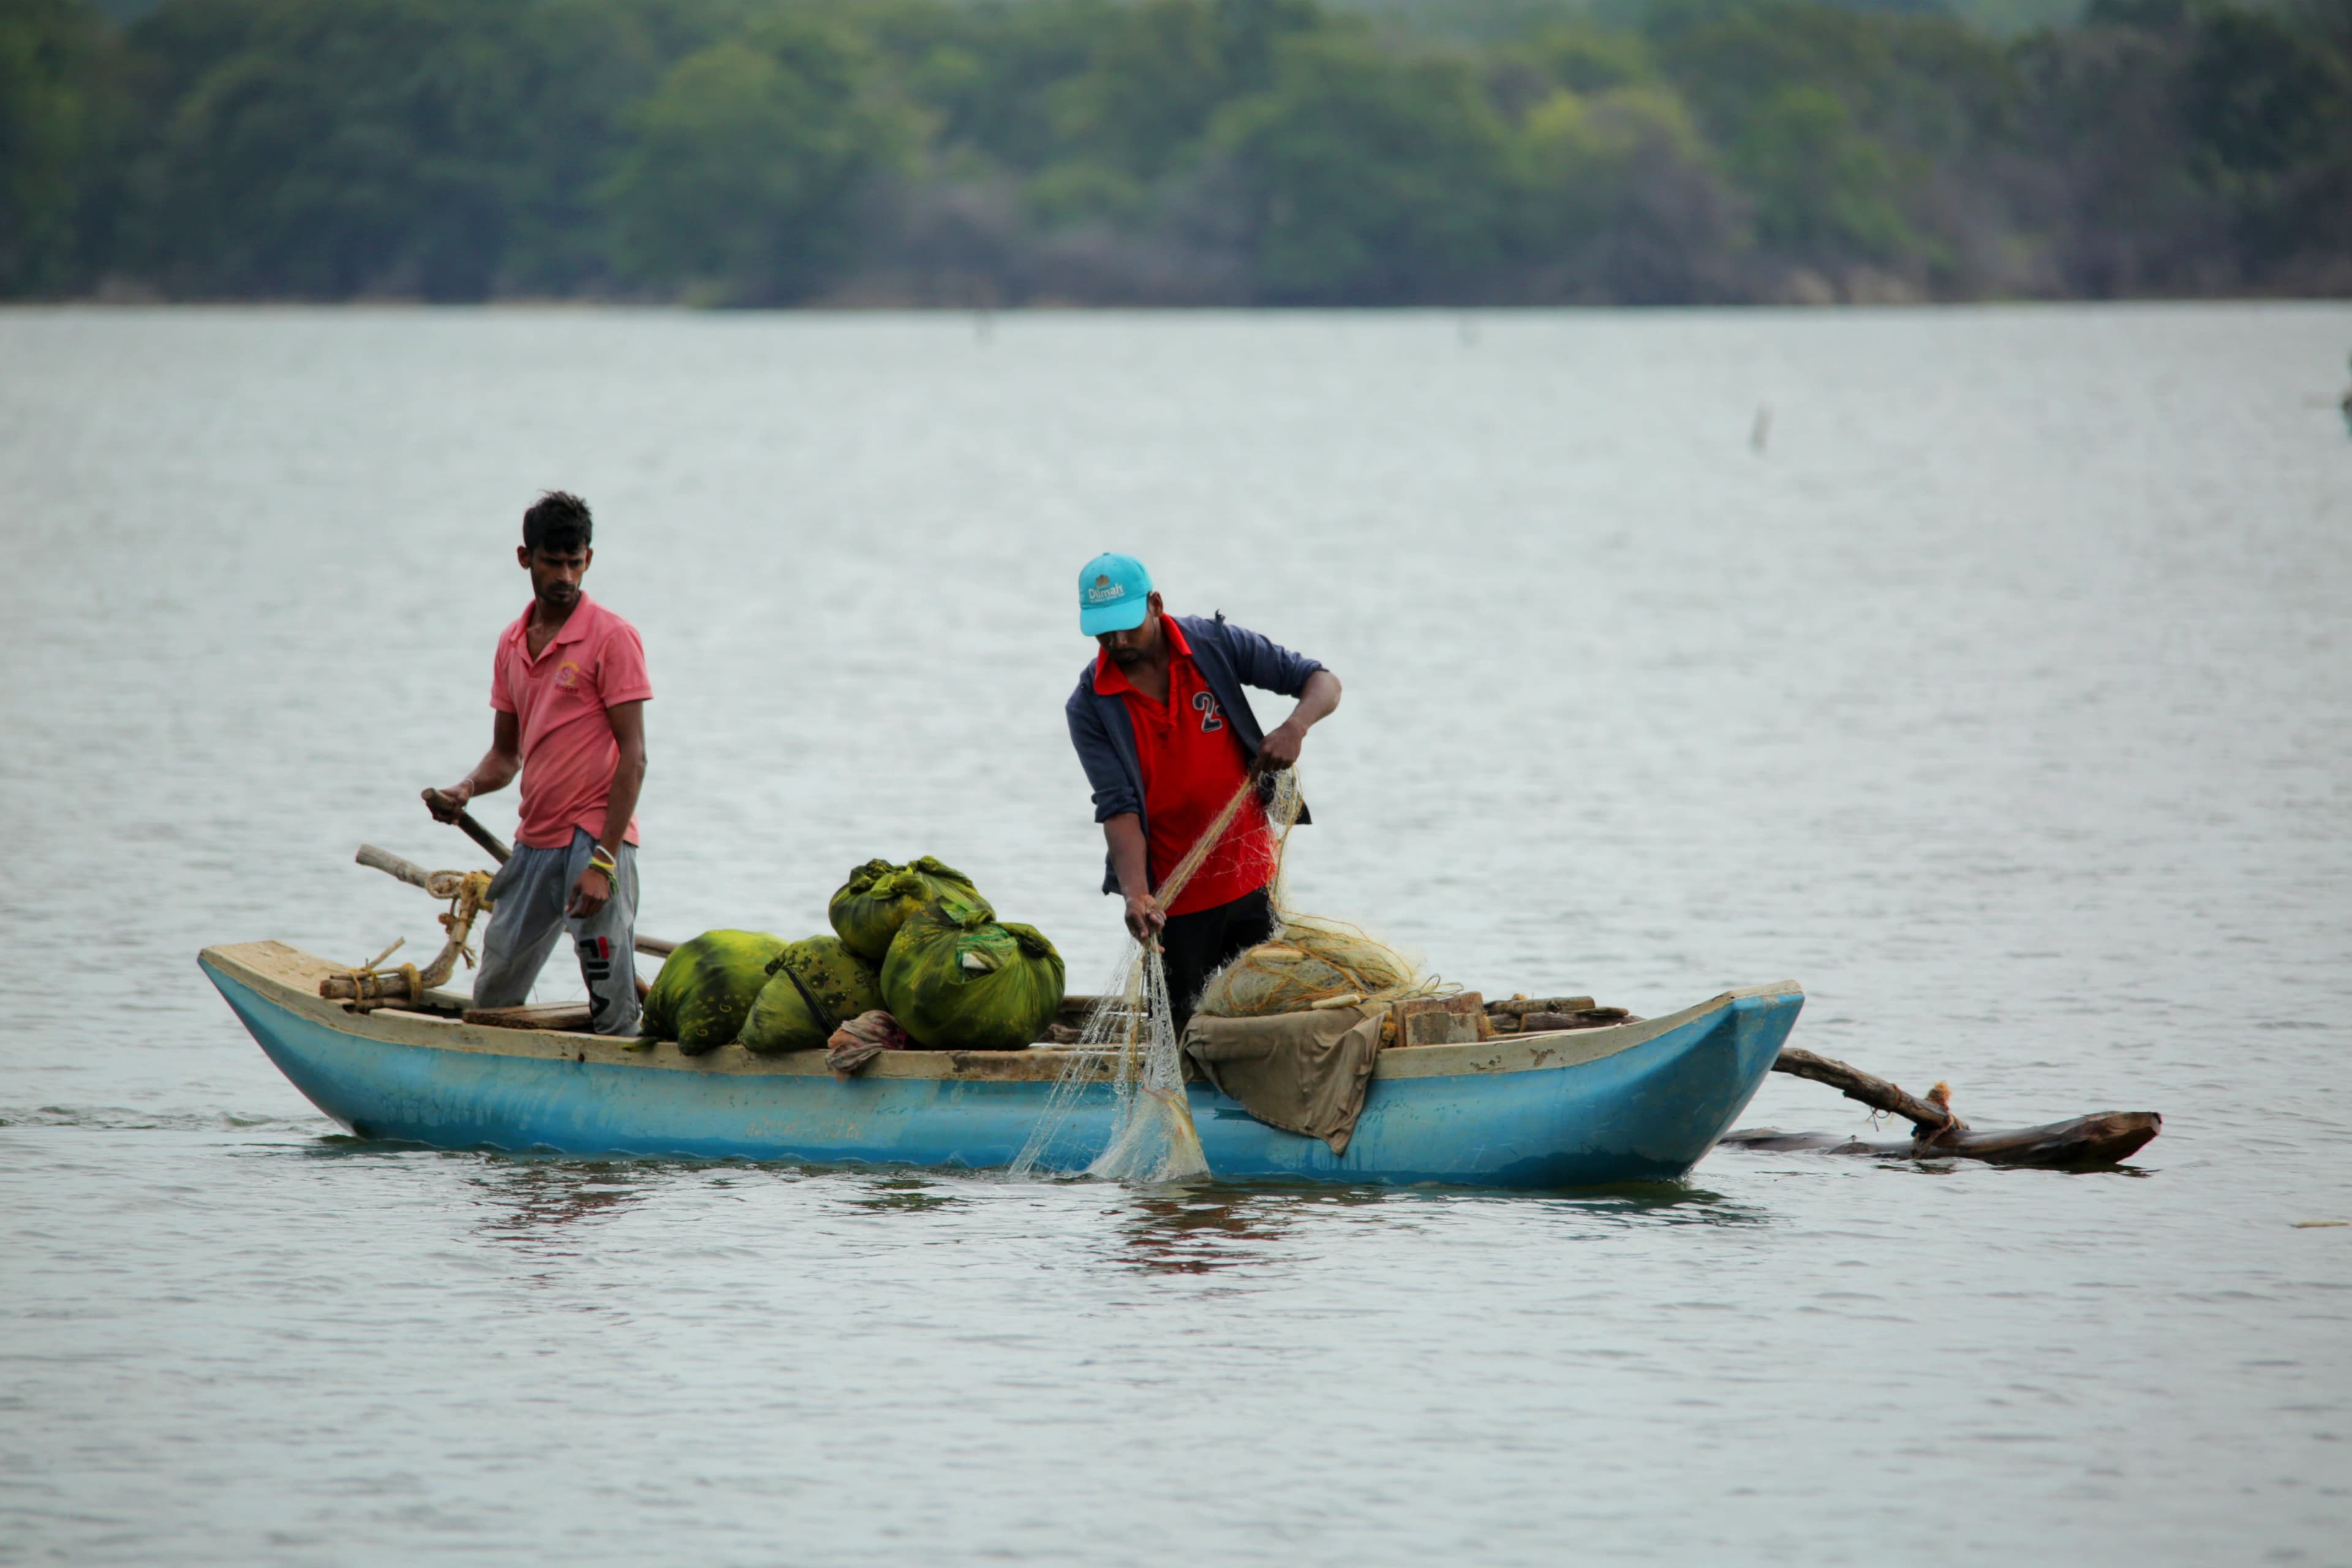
[1066,552,1341,1033]
[426,492,651,1035]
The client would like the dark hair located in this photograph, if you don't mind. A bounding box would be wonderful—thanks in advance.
[522,491,593,553]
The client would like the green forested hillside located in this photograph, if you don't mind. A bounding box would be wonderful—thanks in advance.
[4,0,2346,304]
[72,0,2111,41]
[1327,0,2089,40]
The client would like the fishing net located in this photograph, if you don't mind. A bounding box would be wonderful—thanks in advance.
[1006,938,1204,1185]
[1009,767,1431,1185]
[1192,913,1423,1018]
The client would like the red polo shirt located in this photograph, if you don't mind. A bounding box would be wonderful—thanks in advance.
[490,593,652,850]
[1093,616,1276,917]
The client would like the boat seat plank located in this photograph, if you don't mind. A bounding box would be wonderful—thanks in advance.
[461,1002,597,1031]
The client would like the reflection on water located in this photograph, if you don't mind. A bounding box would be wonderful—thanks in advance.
[468,1160,655,1243]
[1887,1155,2157,1181]
[1532,1182,1766,1229]
[302,1131,434,1157]
[1115,1188,1311,1275]
[1102,1178,1765,1272]
[1,1104,320,1133]
[842,1174,964,1213]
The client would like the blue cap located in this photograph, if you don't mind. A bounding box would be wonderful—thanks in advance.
[1078,552,1153,636]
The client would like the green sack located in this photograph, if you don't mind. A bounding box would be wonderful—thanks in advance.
[828,857,991,962]
[736,936,885,1054]
[880,898,1065,1051]
[641,929,785,1055]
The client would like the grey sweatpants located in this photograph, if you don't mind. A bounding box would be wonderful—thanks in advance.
[473,828,641,1036]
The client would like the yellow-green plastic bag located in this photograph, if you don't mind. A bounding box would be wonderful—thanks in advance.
[737,936,885,1054]
[880,898,1064,1051]
[641,929,785,1054]
[828,858,989,962]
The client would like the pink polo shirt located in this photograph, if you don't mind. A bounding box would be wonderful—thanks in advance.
[489,593,652,850]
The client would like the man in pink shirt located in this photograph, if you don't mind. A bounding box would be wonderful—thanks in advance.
[426,492,651,1035]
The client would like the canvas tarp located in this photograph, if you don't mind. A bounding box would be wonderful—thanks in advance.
[1180,1003,1384,1156]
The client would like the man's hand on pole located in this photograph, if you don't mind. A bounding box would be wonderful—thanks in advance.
[1124,892,1166,947]
[424,782,474,823]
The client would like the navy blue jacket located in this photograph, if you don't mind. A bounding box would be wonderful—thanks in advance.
[1066,613,1325,896]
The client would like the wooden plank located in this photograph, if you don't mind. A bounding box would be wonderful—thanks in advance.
[1488,996,1596,1018]
[1521,1006,1630,1032]
[1393,993,1485,1047]
[461,1001,597,1032]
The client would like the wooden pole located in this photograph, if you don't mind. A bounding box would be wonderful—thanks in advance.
[354,845,677,963]
[1773,1046,1959,1134]
[356,843,435,892]
[421,790,513,864]
[451,809,510,865]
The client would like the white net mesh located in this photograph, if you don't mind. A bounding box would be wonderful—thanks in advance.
[1191,912,1427,1017]
[1013,767,1397,1186]
[1008,768,1450,1185]
[1006,938,1208,1185]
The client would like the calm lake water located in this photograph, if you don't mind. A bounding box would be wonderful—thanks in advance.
[3,304,2348,1565]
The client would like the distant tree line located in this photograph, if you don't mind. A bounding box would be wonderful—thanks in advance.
[3,0,2346,304]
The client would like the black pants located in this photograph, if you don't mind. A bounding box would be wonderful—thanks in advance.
[1159,885,1276,1038]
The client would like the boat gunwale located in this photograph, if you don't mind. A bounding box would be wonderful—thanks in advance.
[199,940,1801,1085]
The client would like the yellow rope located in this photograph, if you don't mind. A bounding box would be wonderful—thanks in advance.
[1153,777,1263,913]
[335,868,495,1009]
[431,870,495,974]
[1172,767,1444,1020]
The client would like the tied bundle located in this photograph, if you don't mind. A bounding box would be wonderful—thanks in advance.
[1193,912,1425,1019]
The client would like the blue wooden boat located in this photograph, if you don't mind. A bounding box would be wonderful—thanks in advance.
[200,940,1804,1188]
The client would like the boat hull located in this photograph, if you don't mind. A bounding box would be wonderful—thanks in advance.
[201,943,1802,1189]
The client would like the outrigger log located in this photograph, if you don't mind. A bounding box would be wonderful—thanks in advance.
[1730,1047,2162,1169]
